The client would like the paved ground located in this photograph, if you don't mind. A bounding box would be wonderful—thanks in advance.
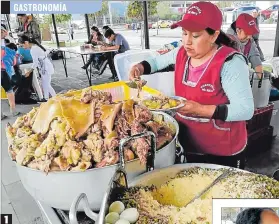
[1,26,279,224]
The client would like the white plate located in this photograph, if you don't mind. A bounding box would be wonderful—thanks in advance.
[140,96,186,112]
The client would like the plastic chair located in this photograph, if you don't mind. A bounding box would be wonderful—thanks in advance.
[114,50,175,96]
[114,49,159,81]
[1,87,7,99]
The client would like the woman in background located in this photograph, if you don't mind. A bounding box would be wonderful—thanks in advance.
[18,35,56,101]
[82,26,105,70]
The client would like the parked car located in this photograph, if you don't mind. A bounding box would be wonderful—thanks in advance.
[152,20,172,29]
[271,10,278,22]
[260,4,279,21]
[232,6,261,21]
[51,27,67,34]
[222,7,235,12]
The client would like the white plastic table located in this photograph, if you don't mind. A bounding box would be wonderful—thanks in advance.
[57,46,117,86]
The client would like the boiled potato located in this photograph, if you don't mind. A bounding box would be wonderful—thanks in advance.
[105,212,120,224]
[150,101,158,109]
[162,103,171,109]
[169,99,178,107]
[143,100,152,106]
[109,201,125,214]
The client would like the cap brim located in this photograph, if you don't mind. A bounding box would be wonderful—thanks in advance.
[245,26,259,35]
[170,20,206,31]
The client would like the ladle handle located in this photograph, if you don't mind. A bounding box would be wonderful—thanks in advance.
[119,131,156,172]
[69,193,98,224]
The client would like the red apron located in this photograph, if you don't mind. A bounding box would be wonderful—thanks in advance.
[175,46,247,156]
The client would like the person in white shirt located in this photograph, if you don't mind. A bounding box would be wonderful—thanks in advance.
[18,35,56,101]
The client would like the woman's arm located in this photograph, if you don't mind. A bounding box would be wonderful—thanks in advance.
[249,41,263,74]
[30,47,39,70]
[221,54,254,121]
[142,46,180,74]
[129,47,180,80]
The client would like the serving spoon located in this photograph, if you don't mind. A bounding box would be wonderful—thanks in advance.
[184,167,235,207]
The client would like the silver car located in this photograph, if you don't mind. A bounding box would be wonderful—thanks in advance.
[232,6,261,21]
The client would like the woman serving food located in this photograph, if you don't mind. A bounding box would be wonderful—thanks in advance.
[129,1,254,169]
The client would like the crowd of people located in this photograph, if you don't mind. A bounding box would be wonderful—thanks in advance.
[1,14,55,120]
[1,14,131,119]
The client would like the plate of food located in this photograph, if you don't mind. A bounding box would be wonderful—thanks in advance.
[140,95,186,111]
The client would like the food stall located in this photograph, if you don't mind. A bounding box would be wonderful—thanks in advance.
[4,9,279,224]
[6,81,279,224]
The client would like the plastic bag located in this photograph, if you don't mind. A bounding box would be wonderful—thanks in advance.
[271,57,279,78]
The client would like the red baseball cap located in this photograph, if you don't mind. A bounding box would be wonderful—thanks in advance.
[171,1,222,31]
[236,13,259,35]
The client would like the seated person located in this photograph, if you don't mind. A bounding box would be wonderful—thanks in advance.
[227,13,263,78]
[82,26,105,70]
[101,27,130,79]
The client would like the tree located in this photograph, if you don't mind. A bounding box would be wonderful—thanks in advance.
[88,2,108,25]
[215,1,233,9]
[127,1,158,20]
[156,1,174,20]
[42,14,72,25]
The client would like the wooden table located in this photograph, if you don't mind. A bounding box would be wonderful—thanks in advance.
[57,46,117,86]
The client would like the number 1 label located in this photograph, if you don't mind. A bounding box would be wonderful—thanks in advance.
[1,214,12,224]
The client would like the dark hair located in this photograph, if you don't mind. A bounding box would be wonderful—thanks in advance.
[17,14,27,17]
[1,23,7,30]
[18,35,46,52]
[102,25,110,36]
[205,28,238,50]
[6,43,17,51]
[91,26,99,32]
[104,28,115,39]
[102,25,110,30]
[4,39,10,44]
[236,208,275,224]
[91,26,102,36]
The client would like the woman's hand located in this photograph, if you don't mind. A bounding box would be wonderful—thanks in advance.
[177,100,216,118]
[177,100,202,117]
[129,63,144,81]
[25,70,32,77]
[100,46,106,51]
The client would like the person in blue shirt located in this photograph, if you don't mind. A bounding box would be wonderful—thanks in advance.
[1,26,20,119]
[17,46,33,63]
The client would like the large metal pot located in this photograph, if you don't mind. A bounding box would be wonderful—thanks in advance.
[14,111,179,211]
[69,163,250,224]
